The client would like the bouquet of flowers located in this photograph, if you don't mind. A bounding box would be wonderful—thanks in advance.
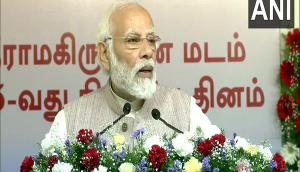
[278,28,300,171]
[21,126,286,172]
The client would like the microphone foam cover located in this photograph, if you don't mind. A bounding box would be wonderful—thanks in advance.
[151,109,160,120]
[123,103,131,115]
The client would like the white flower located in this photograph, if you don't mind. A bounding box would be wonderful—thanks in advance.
[143,135,164,152]
[234,136,249,150]
[257,145,273,160]
[172,134,194,157]
[52,162,73,172]
[40,134,56,156]
[92,165,108,172]
[40,132,65,157]
[280,142,300,165]
[118,162,135,172]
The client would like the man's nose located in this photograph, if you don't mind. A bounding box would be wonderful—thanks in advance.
[139,39,153,59]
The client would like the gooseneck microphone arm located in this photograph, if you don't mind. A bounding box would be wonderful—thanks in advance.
[99,103,131,135]
[151,109,184,134]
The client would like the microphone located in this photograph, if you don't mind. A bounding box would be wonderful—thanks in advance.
[151,109,183,134]
[100,103,131,135]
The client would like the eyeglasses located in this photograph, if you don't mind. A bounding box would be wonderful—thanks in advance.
[106,34,161,51]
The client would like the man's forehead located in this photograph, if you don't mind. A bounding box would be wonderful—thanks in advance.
[125,28,156,35]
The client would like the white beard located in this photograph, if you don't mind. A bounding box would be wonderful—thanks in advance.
[109,46,157,99]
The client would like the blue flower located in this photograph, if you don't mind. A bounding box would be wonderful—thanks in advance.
[198,137,204,143]
[141,167,147,172]
[112,151,126,163]
[230,138,235,146]
[133,128,145,139]
[140,127,145,133]
[140,159,146,167]
[202,157,211,172]
[166,142,174,153]
[65,139,70,146]
[31,154,37,163]
[101,138,107,147]
[136,158,147,172]
[222,147,227,160]
[67,147,72,154]
[37,151,41,158]
[120,151,126,159]
[174,159,180,166]
[168,167,175,172]
[168,142,174,149]
[133,130,140,139]
[268,160,277,171]
[96,132,100,138]
[213,168,219,172]
[136,165,147,172]
[233,132,237,138]
[174,160,182,172]
[55,149,60,155]
[112,151,121,162]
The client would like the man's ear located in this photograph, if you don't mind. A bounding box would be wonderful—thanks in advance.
[97,42,110,72]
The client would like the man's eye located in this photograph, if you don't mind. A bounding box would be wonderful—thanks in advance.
[126,38,139,43]
[148,39,156,44]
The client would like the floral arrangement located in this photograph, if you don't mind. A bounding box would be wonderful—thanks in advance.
[21,127,286,172]
[278,28,300,171]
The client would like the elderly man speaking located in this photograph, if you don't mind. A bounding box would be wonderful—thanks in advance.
[46,0,220,145]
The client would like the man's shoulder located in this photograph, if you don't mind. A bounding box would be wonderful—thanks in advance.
[64,87,105,109]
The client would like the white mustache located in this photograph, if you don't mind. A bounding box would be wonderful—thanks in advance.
[132,59,155,75]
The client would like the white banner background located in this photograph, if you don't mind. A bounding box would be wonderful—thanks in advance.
[1,0,281,171]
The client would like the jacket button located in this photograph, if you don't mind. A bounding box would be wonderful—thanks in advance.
[122,123,128,132]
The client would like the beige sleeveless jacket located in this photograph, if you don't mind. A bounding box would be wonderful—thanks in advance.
[63,81,191,145]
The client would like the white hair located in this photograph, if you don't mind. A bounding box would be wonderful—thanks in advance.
[96,0,142,74]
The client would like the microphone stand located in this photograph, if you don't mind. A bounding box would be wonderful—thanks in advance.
[151,108,183,134]
[99,103,131,135]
